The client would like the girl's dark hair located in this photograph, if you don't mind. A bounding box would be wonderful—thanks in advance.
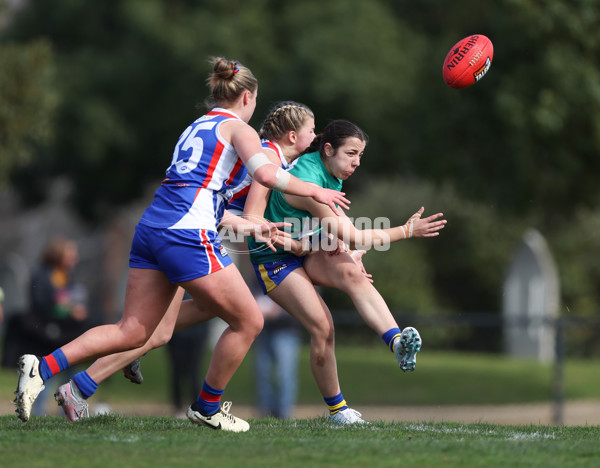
[304,120,368,157]
[203,56,257,109]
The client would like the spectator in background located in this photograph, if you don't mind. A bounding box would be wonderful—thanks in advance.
[29,237,90,415]
[253,288,301,419]
[30,238,88,329]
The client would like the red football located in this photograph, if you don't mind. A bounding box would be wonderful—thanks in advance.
[442,34,493,89]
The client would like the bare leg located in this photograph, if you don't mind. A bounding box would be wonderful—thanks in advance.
[180,264,263,389]
[304,250,398,335]
[86,288,186,383]
[267,269,341,398]
[87,287,219,384]
[173,298,216,333]
[60,268,178,366]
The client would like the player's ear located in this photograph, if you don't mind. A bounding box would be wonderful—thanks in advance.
[242,89,252,105]
[324,142,334,157]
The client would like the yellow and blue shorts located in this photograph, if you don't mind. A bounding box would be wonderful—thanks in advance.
[252,255,305,294]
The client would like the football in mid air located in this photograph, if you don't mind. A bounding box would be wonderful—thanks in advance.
[442,34,493,89]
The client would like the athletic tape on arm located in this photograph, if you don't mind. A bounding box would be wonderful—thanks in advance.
[272,167,290,192]
[245,152,271,176]
[400,211,421,239]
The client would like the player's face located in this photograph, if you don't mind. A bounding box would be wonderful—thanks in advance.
[325,137,365,180]
[293,117,316,155]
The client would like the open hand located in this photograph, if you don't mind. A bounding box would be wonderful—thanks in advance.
[313,187,350,213]
[404,207,447,238]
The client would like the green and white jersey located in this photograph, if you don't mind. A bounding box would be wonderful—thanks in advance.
[248,151,342,264]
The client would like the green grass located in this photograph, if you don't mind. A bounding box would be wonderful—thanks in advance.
[2,348,600,467]
[2,346,600,407]
[1,415,600,468]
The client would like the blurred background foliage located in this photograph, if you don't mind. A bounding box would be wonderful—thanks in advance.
[1,0,600,352]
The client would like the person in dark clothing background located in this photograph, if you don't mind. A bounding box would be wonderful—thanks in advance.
[30,237,90,415]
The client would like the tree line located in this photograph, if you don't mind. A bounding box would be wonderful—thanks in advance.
[2,0,599,353]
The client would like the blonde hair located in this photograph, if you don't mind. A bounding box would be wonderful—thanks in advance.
[205,57,258,107]
[259,101,314,141]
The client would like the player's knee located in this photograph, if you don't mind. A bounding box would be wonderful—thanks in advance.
[310,321,335,347]
[118,321,153,349]
[150,328,174,348]
[247,312,264,339]
[337,264,369,290]
[127,329,151,349]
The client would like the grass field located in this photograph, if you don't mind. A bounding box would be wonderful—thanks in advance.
[2,347,600,466]
[2,414,600,468]
[2,346,600,407]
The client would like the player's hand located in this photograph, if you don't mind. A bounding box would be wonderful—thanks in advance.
[253,221,291,252]
[312,187,350,214]
[328,238,348,256]
[288,238,311,256]
[403,207,446,238]
[349,250,373,283]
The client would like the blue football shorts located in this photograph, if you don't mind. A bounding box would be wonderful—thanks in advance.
[252,255,305,294]
[129,223,232,283]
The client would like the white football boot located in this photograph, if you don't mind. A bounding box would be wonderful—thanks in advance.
[328,407,368,424]
[187,401,250,432]
[14,354,45,422]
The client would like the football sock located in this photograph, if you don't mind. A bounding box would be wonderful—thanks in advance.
[39,349,70,381]
[72,371,98,399]
[196,381,224,416]
[382,328,402,353]
[324,392,348,415]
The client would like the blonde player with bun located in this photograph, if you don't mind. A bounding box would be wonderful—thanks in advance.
[47,100,318,424]
[14,57,349,432]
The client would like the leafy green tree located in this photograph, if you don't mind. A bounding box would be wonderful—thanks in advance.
[4,0,600,351]
[387,0,600,218]
[3,0,277,219]
[0,40,58,181]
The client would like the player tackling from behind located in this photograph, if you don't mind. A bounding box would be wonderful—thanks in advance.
[13,57,350,432]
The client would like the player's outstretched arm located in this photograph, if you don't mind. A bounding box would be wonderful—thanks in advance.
[282,193,446,250]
